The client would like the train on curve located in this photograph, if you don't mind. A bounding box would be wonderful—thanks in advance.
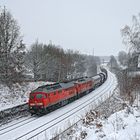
[28,68,107,115]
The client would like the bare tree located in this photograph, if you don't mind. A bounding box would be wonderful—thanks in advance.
[121,15,140,53]
[121,14,140,68]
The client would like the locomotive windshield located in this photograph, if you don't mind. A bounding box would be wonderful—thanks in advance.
[36,94,44,99]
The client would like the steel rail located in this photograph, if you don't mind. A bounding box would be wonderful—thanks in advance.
[0,116,38,135]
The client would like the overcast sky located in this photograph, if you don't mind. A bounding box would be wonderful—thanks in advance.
[0,0,140,56]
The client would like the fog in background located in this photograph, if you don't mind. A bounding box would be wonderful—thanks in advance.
[1,0,140,56]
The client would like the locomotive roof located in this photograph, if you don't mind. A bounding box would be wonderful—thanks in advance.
[32,82,75,93]
[75,77,92,84]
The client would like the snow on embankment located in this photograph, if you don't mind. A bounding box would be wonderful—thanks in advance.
[87,106,140,140]
[62,91,140,140]
[0,81,51,111]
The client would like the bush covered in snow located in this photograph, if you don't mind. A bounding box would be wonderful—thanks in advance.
[0,81,51,111]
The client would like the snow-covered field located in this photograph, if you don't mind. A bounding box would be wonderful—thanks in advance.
[0,81,52,111]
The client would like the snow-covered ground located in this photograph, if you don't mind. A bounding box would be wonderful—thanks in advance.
[64,93,140,140]
[62,99,140,140]
[86,106,140,140]
[0,81,52,111]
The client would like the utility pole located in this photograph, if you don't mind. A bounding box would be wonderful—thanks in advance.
[93,48,94,57]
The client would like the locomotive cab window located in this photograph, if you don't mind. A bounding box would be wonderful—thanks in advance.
[36,94,44,99]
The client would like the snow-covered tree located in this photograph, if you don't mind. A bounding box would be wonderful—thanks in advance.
[118,51,128,66]
[121,14,140,68]
[72,53,86,78]
[108,55,118,70]
[85,55,98,77]
[0,7,25,85]
[121,15,140,53]
[25,40,43,81]
[25,41,98,82]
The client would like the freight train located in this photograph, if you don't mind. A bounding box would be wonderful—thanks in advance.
[28,68,107,115]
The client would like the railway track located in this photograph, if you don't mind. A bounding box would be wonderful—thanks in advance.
[0,71,117,140]
[0,115,38,135]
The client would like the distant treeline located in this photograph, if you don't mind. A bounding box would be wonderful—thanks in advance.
[25,41,100,82]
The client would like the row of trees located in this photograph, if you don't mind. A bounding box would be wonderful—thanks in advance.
[25,41,99,82]
[0,7,99,86]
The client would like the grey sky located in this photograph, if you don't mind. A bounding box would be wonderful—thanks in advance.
[0,0,140,56]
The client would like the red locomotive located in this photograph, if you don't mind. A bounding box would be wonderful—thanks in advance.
[28,69,107,114]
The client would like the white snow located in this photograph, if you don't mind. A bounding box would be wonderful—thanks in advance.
[0,81,52,111]
[87,106,140,140]
[128,71,140,77]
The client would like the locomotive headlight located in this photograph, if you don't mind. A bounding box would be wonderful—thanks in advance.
[37,103,43,105]
[30,103,35,106]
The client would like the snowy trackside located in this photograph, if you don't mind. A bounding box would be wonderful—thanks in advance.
[0,70,117,140]
[86,107,140,140]
[0,81,52,111]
